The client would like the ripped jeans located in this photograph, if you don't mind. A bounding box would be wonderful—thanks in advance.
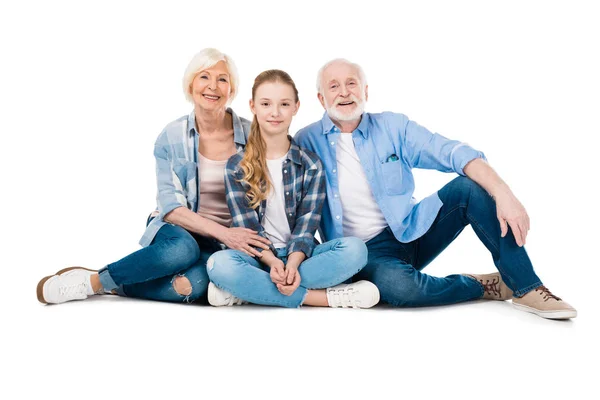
[97,222,221,303]
[206,237,368,308]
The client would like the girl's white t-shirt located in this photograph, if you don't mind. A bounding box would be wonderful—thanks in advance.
[262,154,292,249]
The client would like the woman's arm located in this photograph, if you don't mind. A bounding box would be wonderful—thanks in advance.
[154,134,269,255]
[164,207,228,239]
[154,138,189,221]
[224,154,276,256]
[153,135,233,241]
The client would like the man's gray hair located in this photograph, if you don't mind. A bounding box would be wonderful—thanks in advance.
[316,58,368,94]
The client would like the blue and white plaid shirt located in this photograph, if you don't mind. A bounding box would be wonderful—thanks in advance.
[224,137,326,258]
[139,108,250,247]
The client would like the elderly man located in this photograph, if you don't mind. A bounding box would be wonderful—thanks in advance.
[295,58,576,319]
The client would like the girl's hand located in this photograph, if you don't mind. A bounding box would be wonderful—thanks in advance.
[277,265,301,296]
[269,259,286,285]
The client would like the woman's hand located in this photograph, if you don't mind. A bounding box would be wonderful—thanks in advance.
[220,227,271,257]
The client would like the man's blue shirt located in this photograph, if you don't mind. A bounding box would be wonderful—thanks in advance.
[295,111,485,243]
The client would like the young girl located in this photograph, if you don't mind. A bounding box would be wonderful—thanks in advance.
[206,69,380,308]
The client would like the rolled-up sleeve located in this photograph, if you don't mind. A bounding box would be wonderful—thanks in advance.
[287,159,326,257]
[399,115,485,175]
[154,133,186,219]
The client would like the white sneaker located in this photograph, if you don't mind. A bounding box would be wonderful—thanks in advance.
[207,282,245,306]
[326,280,380,309]
[56,267,98,276]
[37,273,95,304]
[56,267,117,295]
[57,267,113,294]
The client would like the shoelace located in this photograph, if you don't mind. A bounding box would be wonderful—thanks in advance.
[58,281,88,298]
[480,278,501,298]
[329,287,360,308]
[536,286,562,302]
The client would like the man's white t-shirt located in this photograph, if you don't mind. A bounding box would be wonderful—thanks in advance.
[337,133,388,242]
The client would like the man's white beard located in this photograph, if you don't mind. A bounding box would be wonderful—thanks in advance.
[326,94,365,122]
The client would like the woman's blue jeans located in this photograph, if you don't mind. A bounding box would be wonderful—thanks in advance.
[206,237,368,308]
[98,221,220,303]
[355,176,543,307]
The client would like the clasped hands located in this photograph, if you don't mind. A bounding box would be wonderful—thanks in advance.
[261,251,301,296]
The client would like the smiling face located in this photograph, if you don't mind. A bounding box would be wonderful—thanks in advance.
[318,61,368,122]
[250,80,299,138]
[190,60,232,111]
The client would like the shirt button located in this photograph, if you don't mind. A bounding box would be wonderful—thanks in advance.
[284,170,288,174]
[330,141,335,146]
[289,213,292,216]
[335,215,340,220]
[332,169,336,173]
[334,194,338,198]
[285,192,289,195]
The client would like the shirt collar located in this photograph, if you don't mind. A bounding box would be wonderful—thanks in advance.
[321,111,337,134]
[187,107,247,146]
[287,136,303,166]
[355,112,370,139]
[320,111,369,139]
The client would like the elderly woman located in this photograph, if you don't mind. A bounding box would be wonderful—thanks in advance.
[37,48,270,305]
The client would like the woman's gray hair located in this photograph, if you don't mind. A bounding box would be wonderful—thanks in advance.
[316,58,367,94]
[182,48,239,104]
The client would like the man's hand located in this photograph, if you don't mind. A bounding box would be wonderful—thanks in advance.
[463,158,530,247]
[493,187,530,247]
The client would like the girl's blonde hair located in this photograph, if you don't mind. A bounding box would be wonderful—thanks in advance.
[241,69,299,209]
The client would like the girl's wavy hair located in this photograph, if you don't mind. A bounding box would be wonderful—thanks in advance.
[241,69,299,209]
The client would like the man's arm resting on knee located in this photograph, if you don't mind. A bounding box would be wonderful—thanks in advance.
[463,158,530,247]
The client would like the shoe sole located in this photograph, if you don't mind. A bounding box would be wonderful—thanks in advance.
[36,275,55,304]
[207,283,244,306]
[207,283,221,306]
[364,282,381,308]
[513,302,577,319]
[56,266,98,275]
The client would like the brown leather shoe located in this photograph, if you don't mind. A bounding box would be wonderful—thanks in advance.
[512,286,577,319]
[465,272,513,300]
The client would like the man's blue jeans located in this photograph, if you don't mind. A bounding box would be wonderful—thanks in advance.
[97,221,220,303]
[355,176,543,307]
[207,237,368,308]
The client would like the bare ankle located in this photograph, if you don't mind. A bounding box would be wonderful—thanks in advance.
[90,274,103,293]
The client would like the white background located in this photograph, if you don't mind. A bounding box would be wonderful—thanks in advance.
[1,1,599,399]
